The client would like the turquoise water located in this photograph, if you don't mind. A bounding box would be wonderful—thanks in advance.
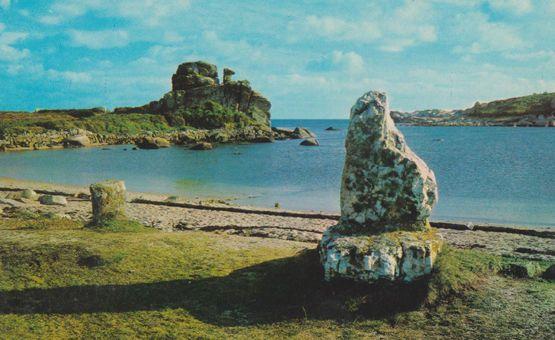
[0,120,553,228]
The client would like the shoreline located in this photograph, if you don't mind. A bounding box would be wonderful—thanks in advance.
[0,177,553,234]
[1,177,553,262]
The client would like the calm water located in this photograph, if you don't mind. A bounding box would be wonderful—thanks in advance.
[0,120,553,228]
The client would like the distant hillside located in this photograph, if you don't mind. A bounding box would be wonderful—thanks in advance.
[467,92,555,117]
[392,92,555,127]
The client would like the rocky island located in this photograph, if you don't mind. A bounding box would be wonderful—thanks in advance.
[392,92,555,127]
[0,61,310,152]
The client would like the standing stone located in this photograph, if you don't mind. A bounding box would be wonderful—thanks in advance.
[90,180,127,225]
[319,91,442,283]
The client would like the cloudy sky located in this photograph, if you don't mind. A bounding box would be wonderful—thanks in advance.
[0,0,553,118]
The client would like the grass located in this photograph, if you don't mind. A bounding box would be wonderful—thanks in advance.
[0,215,553,338]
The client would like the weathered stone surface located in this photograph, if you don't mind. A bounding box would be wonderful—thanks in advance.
[339,91,437,233]
[136,137,171,149]
[319,90,441,283]
[90,180,127,225]
[21,189,39,201]
[39,195,68,206]
[0,197,25,207]
[292,127,316,139]
[300,138,319,146]
[223,68,235,85]
[63,134,91,148]
[320,229,442,282]
[190,142,213,150]
[172,61,219,91]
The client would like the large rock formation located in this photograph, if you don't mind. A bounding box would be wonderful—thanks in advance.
[319,90,442,283]
[115,61,272,128]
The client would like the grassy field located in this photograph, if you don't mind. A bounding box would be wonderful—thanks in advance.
[0,214,553,339]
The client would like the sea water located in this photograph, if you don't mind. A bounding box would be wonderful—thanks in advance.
[0,120,553,228]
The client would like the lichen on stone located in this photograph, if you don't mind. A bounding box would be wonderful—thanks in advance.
[319,90,442,283]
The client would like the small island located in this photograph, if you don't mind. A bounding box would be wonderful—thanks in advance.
[0,61,282,152]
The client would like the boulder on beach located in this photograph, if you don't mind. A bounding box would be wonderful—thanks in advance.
[90,180,127,225]
[319,90,441,283]
[39,195,68,206]
[63,134,91,148]
[21,188,39,201]
[136,137,171,149]
[300,138,319,146]
[190,142,213,150]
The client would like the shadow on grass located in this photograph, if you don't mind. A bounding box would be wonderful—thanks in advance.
[0,249,431,325]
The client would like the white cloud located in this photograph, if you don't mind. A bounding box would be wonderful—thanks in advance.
[307,50,367,74]
[289,15,381,43]
[453,12,525,54]
[39,0,191,26]
[0,25,30,62]
[46,69,93,83]
[289,1,437,52]
[203,31,265,62]
[504,50,555,61]
[489,0,533,15]
[68,30,130,49]
[0,0,10,10]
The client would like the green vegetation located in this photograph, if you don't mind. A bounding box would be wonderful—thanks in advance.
[0,102,258,138]
[0,214,553,338]
[165,101,258,129]
[469,92,555,117]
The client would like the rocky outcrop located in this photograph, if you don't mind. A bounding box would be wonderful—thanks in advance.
[319,90,442,283]
[115,61,272,128]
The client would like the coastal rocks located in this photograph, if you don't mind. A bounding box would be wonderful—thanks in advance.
[293,127,316,139]
[319,90,441,283]
[271,127,317,140]
[39,195,68,206]
[136,137,171,149]
[90,180,127,225]
[63,135,91,148]
[190,142,213,150]
[300,138,319,146]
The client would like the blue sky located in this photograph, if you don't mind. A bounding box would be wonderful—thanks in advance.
[0,0,553,118]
